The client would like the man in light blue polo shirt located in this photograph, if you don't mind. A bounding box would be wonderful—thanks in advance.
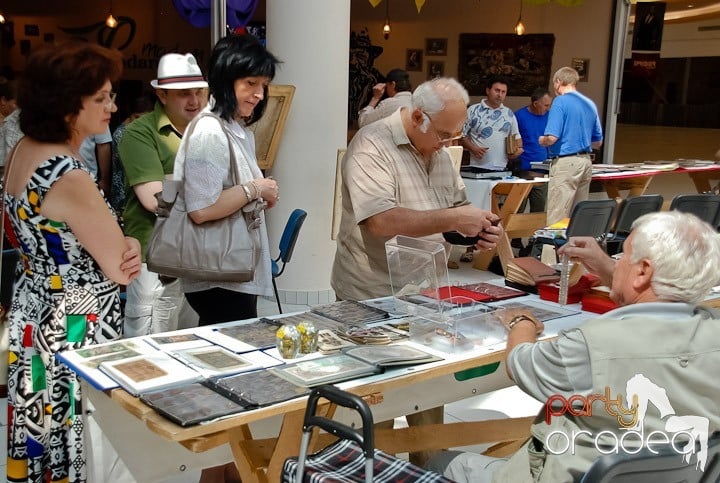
[540,67,603,225]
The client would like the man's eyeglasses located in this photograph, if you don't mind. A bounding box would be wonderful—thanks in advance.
[422,110,463,144]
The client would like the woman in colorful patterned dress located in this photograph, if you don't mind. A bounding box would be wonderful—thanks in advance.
[3,42,141,483]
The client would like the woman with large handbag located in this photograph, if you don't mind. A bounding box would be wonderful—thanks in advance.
[165,34,280,327]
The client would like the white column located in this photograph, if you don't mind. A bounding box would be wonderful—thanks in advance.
[265,0,350,305]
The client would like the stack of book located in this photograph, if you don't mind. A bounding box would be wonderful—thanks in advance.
[505,257,560,293]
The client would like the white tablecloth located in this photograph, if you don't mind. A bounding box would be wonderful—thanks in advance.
[463,177,548,211]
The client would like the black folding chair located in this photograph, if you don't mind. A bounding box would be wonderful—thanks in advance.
[669,194,720,229]
[606,194,663,255]
[580,431,720,483]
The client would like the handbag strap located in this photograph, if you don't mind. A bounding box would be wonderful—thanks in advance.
[184,112,241,187]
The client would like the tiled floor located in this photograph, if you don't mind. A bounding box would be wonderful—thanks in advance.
[1,293,542,482]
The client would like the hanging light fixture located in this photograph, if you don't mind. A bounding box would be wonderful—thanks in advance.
[383,0,391,40]
[106,0,118,29]
[514,0,526,35]
[0,12,6,24]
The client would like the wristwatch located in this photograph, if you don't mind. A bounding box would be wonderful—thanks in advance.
[506,314,543,335]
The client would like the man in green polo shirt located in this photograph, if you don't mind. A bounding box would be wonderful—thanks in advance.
[118,53,208,337]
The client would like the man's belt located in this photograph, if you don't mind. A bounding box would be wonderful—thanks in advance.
[552,151,592,159]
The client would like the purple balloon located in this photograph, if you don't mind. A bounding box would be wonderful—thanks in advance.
[172,0,260,29]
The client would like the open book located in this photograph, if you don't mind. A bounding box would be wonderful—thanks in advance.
[270,344,443,387]
[270,353,381,387]
[341,344,442,367]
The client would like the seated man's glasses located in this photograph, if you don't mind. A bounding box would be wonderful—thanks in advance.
[422,110,463,144]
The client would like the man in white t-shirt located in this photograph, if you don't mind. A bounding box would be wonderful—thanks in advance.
[460,75,523,171]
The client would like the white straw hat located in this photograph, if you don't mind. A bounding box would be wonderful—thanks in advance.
[150,53,208,90]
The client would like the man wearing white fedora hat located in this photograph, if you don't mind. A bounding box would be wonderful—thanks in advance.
[119,53,208,337]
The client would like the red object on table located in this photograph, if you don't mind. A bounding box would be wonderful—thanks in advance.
[422,286,494,303]
[537,274,600,304]
[581,293,619,314]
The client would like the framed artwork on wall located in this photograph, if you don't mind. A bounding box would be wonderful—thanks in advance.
[572,57,589,81]
[406,49,423,72]
[425,38,447,56]
[246,84,295,170]
[427,61,445,80]
[458,33,555,97]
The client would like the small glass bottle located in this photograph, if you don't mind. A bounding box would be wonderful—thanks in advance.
[297,321,318,354]
[276,324,300,359]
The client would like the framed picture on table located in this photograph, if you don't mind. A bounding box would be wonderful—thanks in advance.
[246,84,295,170]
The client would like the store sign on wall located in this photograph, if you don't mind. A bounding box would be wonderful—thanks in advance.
[58,17,204,72]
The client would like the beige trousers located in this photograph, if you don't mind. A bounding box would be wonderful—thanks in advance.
[546,155,593,226]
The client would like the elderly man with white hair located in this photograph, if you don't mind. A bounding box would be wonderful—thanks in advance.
[427,210,720,482]
[331,77,503,467]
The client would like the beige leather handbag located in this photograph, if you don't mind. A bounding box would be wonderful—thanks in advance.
[146,113,263,282]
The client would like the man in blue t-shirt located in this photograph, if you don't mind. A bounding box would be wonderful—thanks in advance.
[540,67,603,225]
[514,87,552,213]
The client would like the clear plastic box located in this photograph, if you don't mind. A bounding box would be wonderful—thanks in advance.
[384,236,507,353]
[408,303,507,353]
[385,235,450,316]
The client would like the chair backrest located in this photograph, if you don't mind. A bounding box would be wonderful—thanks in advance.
[566,199,617,239]
[581,431,720,483]
[279,209,308,264]
[669,194,720,228]
[613,194,664,235]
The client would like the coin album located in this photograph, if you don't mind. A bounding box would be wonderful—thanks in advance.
[140,382,248,427]
[208,370,310,407]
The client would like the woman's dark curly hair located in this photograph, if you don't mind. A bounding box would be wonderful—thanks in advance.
[208,34,280,125]
[18,41,122,143]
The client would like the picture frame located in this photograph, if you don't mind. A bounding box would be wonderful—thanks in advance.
[331,148,346,240]
[405,48,423,72]
[425,38,448,56]
[427,61,445,80]
[458,33,555,96]
[24,24,39,37]
[246,84,295,170]
[572,57,589,82]
[20,39,31,56]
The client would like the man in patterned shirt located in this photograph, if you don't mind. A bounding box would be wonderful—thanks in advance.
[460,75,523,172]
[458,75,523,261]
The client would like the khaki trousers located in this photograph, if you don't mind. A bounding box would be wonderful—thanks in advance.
[546,155,593,226]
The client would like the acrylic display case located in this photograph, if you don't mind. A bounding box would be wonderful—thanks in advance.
[385,235,507,353]
[385,235,449,316]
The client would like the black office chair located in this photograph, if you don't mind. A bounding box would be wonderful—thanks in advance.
[606,194,663,255]
[565,199,618,240]
[580,431,720,483]
[531,199,617,258]
[669,194,720,229]
[271,209,308,314]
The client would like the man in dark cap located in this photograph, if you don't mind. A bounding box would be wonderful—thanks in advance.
[358,68,412,127]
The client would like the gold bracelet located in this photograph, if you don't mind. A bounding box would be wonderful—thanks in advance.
[250,180,261,200]
[241,183,254,201]
[507,314,540,333]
